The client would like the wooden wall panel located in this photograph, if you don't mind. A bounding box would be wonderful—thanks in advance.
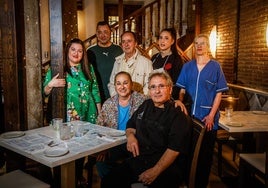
[0,0,21,131]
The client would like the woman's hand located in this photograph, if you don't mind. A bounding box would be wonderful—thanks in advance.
[48,73,66,88]
[202,114,214,131]
[96,151,109,161]
[44,73,66,95]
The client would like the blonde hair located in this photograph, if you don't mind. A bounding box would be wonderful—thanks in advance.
[194,33,211,55]
[194,34,210,49]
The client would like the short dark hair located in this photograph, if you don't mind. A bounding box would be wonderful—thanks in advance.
[96,21,111,31]
[121,31,137,42]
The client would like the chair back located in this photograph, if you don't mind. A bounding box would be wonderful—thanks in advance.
[187,118,206,188]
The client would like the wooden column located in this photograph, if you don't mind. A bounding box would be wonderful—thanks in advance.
[49,0,65,119]
[118,0,123,37]
[24,0,43,129]
[165,0,168,28]
[157,0,160,37]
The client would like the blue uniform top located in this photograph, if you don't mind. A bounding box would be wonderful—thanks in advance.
[176,59,228,129]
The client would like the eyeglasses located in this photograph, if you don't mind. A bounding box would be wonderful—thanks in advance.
[194,42,206,46]
[148,84,169,90]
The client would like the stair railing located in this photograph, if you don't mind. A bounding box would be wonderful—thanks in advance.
[84,0,192,61]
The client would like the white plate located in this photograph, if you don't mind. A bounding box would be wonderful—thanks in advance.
[107,131,125,137]
[226,122,243,127]
[252,111,268,115]
[44,147,69,157]
[1,131,25,139]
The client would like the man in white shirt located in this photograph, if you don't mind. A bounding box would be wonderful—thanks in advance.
[108,31,153,96]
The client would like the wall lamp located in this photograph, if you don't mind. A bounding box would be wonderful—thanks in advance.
[209,25,217,58]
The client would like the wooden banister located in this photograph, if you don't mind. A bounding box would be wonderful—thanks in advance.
[84,0,194,61]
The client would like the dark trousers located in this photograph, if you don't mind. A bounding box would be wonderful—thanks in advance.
[195,130,217,188]
[101,156,183,188]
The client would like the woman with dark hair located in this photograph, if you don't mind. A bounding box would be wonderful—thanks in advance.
[43,38,101,123]
[151,28,184,100]
[95,71,146,180]
[43,38,101,186]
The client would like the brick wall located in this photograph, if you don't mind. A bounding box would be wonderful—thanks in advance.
[200,0,268,91]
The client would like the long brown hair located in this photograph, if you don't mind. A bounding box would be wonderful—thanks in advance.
[64,38,92,80]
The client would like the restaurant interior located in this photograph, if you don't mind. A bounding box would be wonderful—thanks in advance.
[0,0,268,187]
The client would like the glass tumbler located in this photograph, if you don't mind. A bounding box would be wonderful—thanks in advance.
[60,123,72,140]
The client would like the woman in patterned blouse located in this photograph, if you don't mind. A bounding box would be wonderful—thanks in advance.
[43,38,101,186]
[94,71,146,180]
[43,38,101,123]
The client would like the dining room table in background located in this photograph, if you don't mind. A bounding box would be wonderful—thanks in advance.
[219,110,268,153]
[0,121,126,188]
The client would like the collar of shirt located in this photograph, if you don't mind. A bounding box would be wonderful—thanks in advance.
[121,49,139,68]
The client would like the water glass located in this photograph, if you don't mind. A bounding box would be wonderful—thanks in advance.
[52,118,63,130]
[225,107,233,117]
[73,123,84,137]
[60,123,72,140]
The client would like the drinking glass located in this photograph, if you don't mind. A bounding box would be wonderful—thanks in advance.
[73,123,84,137]
[225,107,233,117]
[60,123,72,140]
[52,118,63,130]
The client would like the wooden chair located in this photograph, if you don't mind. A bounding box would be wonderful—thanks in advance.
[238,152,267,188]
[131,117,206,188]
[0,169,50,188]
[185,118,206,188]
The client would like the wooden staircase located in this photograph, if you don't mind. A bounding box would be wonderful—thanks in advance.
[84,0,195,62]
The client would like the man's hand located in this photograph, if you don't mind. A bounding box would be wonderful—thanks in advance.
[174,100,188,115]
[126,131,139,157]
[138,167,159,185]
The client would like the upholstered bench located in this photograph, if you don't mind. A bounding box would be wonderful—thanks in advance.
[0,169,50,188]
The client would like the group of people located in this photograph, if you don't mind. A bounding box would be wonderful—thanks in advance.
[43,20,228,188]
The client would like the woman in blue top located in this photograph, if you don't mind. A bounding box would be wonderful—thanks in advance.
[176,34,228,188]
[94,71,146,179]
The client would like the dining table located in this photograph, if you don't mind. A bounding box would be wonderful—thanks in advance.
[0,121,127,188]
[219,110,268,152]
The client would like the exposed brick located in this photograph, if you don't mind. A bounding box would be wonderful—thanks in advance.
[200,0,268,91]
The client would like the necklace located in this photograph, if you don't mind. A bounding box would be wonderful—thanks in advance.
[152,53,170,69]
